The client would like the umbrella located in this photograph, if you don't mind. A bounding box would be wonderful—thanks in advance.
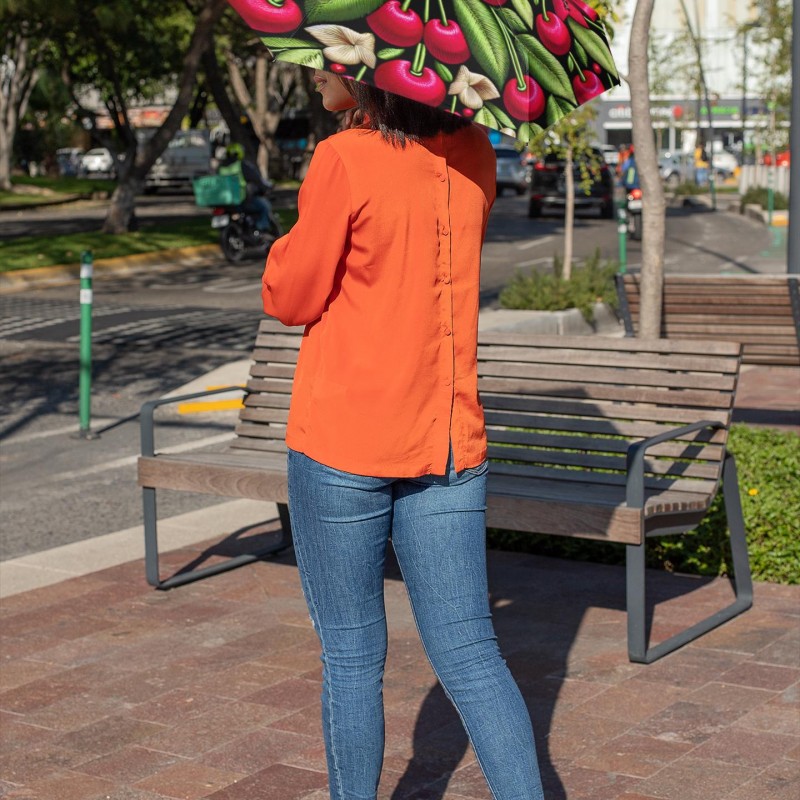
[226,0,619,142]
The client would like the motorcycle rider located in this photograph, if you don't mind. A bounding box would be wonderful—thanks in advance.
[621,145,639,192]
[218,142,273,232]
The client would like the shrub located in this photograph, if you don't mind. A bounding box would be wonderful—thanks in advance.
[740,186,789,211]
[672,181,705,195]
[498,248,619,322]
[487,424,800,585]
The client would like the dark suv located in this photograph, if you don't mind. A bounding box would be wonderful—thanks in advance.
[528,147,615,219]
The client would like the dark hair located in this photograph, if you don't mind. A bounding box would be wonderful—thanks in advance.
[344,80,471,147]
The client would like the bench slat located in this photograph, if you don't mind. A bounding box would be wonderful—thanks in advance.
[486,430,726,459]
[479,361,737,391]
[478,332,742,357]
[479,378,734,409]
[478,345,740,374]
[485,411,729,442]
[480,393,730,425]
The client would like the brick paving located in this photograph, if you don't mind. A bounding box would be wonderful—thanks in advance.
[1,525,798,800]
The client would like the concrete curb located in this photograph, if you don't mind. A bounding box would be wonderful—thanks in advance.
[0,243,220,293]
[742,203,789,227]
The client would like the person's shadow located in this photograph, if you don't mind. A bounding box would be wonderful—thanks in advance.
[384,539,726,799]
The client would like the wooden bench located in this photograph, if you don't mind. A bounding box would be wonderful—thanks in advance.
[616,273,800,366]
[138,321,752,663]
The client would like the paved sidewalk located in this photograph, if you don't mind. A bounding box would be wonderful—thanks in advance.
[1,512,799,800]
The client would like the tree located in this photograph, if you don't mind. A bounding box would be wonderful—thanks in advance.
[628,0,665,339]
[528,105,603,281]
[54,0,226,232]
[0,3,50,190]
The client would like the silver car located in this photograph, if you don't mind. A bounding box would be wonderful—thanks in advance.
[81,147,117,178]
[495,147,528,196]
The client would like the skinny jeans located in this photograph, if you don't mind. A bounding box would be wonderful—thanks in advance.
[287,448,544,800]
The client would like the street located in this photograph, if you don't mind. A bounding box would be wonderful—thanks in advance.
[0,191,788,560]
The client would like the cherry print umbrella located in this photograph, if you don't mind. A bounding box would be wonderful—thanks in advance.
[226,0,620,142]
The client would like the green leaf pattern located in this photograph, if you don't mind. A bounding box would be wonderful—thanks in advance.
[234,0,620,142]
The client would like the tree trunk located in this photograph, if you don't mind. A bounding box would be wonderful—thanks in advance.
[563,146,574,281]
[202,40,252,154]
[102,0,227,233]
[0,28,42,191]
[629,0,666,339]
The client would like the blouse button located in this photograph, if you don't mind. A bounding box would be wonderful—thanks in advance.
[441,275,451,284]
[441,225,450,235]
[442,324,452,336]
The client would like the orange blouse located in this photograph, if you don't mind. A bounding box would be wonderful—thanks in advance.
[262,124,497,477]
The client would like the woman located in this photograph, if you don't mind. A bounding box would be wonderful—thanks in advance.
[262,70,544,800]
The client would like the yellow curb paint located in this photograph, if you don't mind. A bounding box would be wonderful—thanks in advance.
[178,385,245,415]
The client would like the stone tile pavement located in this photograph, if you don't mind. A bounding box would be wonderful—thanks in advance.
[1,517,798,800]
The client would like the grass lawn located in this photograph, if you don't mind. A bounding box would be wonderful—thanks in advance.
[0,209,299,272]
[0,176,118,208]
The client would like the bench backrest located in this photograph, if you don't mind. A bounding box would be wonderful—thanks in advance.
[231,321,741,505]
[617,273,800,366]
[478,333,742,502]
[231,318,303,454]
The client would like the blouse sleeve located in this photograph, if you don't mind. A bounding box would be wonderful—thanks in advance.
[262,141,351,326]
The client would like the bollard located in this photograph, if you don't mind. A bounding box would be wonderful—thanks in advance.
[616,198,627,273]
[74,250,98,439]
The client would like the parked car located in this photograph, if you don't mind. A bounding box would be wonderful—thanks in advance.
[658,151,693,188]
[708,147,739,179]
[494,146,528,196]
[528,147,615,219]
[81,147,117,178]
[55,148,85,177]
[597,143,619,166]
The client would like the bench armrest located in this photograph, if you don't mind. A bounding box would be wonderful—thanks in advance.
[625,420,726,508]
[140,386,246,457]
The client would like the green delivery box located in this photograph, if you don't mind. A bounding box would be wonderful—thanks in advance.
[192,174,243,206]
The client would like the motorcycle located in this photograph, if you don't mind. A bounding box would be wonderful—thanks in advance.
[625,187,643,241]
[211,196,283,263]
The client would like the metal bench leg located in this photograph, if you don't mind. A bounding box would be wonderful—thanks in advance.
[625,453,754,664]
[143,487,161,588]
[143,490,294,591]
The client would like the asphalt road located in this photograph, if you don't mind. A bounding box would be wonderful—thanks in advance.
[0,190,789,561]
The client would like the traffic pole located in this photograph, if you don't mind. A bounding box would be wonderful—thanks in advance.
[617,193,628,273]
[74,250,98,439]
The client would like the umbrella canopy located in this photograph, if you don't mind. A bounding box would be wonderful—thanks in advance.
[227,0,619,142]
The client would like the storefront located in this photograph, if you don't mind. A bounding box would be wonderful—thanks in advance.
[593,95,770,154]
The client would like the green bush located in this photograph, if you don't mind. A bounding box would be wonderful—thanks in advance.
[487,424,800,585]
[498,248,619,322]
[740,186,789,211]
[672,181,705,195]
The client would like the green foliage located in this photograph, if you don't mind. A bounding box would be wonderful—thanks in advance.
[487,424,800,584]
[740,186,789,211]
[498,248,619,321]
[672,181,705,195]
[0,207,298,271]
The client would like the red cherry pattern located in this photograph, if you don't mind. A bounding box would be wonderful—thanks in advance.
[503,76,545,121]
[535,13,571,56]
[572,69,604,104]
[229,0,618,138]
[227,0,303,33]
[423,20,470,64]
[374,60,447,107]
[366,1,423,47]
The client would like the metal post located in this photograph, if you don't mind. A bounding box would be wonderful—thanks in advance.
[788,0,800,273]
[75,250,98,439]
[617,194,627,273]
[767,165,774,227]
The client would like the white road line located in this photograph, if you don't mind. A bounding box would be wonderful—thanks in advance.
[514,257,553,269]
[515,236,553,250]
[5,419,120,445]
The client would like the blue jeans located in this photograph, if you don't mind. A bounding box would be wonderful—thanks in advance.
[287,449,543,800]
